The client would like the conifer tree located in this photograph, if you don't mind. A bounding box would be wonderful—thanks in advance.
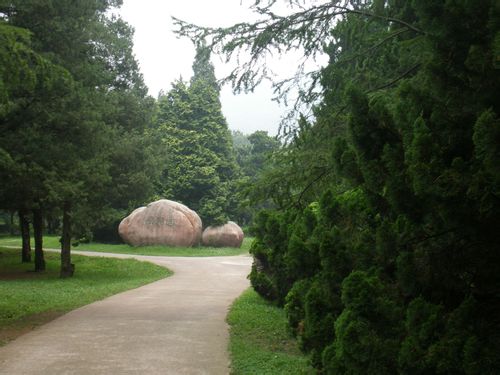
[0,0,157,276]
[176,0,500,372]
[156,43,238,226]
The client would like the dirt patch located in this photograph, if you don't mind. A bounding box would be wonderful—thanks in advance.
[0,311,65,346]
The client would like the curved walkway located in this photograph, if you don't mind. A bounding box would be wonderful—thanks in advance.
[0,251,252,374]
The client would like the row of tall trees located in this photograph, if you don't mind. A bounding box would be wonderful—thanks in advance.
[177,0,500,373]
[0,1,157,276]
[1,0,270,276]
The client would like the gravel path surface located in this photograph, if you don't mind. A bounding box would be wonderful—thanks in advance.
[0,251,252,374]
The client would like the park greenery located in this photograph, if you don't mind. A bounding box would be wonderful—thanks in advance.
[0,1,273,274]
[0,0,158,276]
[0,235,252,257]
[1,0,499,373]
[154,42,239,226]
[227,288,314,374]
[176,0,500,373]
[0,246,171,345]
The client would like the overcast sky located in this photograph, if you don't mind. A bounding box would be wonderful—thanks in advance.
[117,0,326,136]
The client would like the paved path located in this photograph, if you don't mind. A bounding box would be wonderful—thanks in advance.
[0,251,252,374]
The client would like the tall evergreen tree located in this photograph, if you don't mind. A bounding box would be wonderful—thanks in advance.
[176,0,500,372]
[156,43,238,226]
[0,0,157,276]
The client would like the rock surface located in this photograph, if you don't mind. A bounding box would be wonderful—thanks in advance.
[202,221,244,248]
[118,199,202,247]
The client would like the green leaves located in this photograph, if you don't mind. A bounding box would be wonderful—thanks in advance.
[244,1,500,373]
[154,46,238,226]
[1,1,157,244]
[473,109,500,180]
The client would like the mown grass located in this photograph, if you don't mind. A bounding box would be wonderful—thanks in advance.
[227,288,315,374]
[0,247,171,345]
[0,235,252,257]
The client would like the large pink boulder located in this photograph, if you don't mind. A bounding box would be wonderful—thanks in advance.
[118,199,202,247]
[202,221,244,248]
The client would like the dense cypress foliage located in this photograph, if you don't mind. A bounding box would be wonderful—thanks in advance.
[155,43,238,226]
[179,0,500,372]
[254,2,499,372]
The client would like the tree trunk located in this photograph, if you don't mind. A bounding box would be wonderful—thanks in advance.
[60,202,74,278]
[10,210,15,236]
[47,216,60,235]
[19,209,31,263]
[33,207,45,272]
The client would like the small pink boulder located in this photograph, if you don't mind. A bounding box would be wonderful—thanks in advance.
[118,199,202,247]
[202,221,244,248]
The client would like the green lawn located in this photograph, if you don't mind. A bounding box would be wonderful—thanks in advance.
[0,247,171,345]
[0,235,252,257]
[227,288,315,374]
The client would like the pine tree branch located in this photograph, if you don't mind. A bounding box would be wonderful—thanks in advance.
[331,6,424,35]
[173,1,425,137]
[335,28,411,67]
[291,167,332,208]
[402,227,460,248]
[327,63,422,136]
[366,63,421,93]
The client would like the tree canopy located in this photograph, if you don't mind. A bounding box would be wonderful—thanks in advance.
[154,43,238,226]
[176,0,500,372]
[231,130,280,226]
[1,3,498,373]
[0,0,157,275]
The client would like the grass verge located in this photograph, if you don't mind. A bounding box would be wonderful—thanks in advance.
[227,288,314,374]
[0,247,171,346]
[0,235,251,257]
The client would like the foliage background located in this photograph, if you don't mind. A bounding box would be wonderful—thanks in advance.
[220,0,500,373]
